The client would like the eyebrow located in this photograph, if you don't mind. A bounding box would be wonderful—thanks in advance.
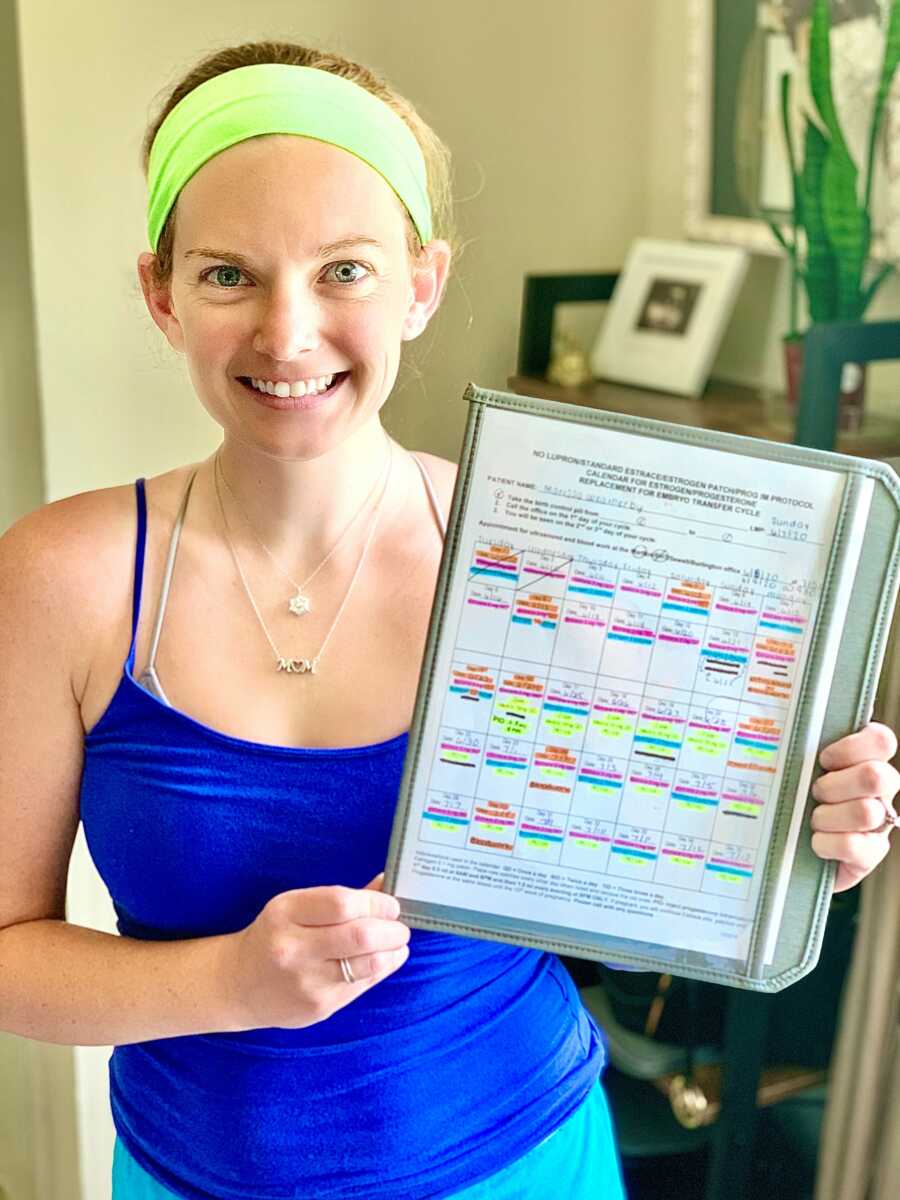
[183,236,386,266]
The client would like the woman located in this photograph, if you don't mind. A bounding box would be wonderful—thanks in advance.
[0,39,897,1200]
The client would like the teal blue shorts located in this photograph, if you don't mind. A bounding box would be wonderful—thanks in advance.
[112,1080,626,1198]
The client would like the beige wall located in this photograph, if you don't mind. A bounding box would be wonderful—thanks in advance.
[0,4,71,1199]
[0,0,43,532]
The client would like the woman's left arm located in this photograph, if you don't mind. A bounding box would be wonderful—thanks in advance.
[811,722,900,892]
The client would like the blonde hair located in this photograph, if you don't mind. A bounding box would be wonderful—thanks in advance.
[141,39,459,289]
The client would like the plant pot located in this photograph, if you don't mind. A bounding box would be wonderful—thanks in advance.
[783,335,866,433]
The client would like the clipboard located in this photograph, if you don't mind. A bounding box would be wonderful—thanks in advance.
[384,383,900,990]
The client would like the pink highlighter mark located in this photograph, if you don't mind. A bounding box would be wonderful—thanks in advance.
[620,584,662,597]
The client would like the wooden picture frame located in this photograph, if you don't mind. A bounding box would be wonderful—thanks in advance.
[516,271,619,378]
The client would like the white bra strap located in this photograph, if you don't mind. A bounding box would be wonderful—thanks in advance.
[136,662,173,707]
[409,453,447,539]
[144,467,199,675]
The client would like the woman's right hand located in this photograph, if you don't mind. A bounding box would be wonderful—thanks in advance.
[220,874,411,1030]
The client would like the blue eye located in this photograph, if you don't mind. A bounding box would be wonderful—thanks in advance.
[198,260,370,288]
[201,264,248,288]
[325,261,370,284]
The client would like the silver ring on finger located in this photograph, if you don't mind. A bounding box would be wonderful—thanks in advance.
[877,805,900,835]
[339,956,356,985]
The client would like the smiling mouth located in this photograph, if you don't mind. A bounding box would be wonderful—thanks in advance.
[236,372,350,402]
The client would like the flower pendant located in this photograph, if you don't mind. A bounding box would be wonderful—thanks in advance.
[288,590,311,616]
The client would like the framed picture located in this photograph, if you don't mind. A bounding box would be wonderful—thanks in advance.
[685,0,900,259]
[516,272,619,377]
[589,238,749,397]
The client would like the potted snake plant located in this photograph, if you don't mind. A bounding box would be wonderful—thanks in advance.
[763,0,900,428]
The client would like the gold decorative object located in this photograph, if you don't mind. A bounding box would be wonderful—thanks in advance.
[667,1073,711,1130]
[546,331,592,388]
[652,1062,828,1129]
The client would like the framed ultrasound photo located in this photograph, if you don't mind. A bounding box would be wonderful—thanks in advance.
[590,238,749,398]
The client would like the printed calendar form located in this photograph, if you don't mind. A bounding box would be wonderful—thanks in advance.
[391,404,869,964]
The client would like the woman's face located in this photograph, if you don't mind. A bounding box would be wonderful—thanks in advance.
[139,133,449,461]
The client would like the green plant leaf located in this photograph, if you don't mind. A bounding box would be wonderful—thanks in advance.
[767,219,793,255]
[800,120,838,322]
[808,0,851,160]
[860,261,895,316]
[821,140,869,318]
[780,71,803,232]
[779,70,803,335]
[865,0,900,211]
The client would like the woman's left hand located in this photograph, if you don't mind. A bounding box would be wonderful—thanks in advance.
[811,721,900,892]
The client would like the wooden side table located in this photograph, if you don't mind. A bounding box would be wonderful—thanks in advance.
[507,374,900,461]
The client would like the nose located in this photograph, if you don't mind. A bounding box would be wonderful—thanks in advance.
[252,283,322,362]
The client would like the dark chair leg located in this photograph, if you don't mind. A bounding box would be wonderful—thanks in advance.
[703,989,774,1200]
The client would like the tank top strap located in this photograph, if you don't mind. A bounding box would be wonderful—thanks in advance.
[409,453,447,539]
[129,478,149,661]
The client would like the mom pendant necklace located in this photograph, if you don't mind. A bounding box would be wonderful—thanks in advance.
[213,442,393,676]
[215,434,390,617]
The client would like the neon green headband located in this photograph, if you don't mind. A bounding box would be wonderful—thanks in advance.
[146,62,432,251]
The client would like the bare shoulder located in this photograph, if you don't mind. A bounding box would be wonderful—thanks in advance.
[0,481,135,591]
[0,467,190,697]
[0,485,133,690]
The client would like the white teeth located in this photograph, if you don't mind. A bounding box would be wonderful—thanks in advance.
[249,374,337,398]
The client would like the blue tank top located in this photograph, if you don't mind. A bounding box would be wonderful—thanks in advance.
[79,469,605,1200]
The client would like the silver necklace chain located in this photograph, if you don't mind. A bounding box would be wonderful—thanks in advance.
[213,441,393,676]
[215,435,390,617]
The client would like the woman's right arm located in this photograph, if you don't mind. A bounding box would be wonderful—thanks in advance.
[0,500,408,1047]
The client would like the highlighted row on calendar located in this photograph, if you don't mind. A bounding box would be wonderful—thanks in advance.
[459,575,805,701]
[419,794,756,900]
[467,545,809,626]
[430,724,772,848]
[444,666,784,775]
